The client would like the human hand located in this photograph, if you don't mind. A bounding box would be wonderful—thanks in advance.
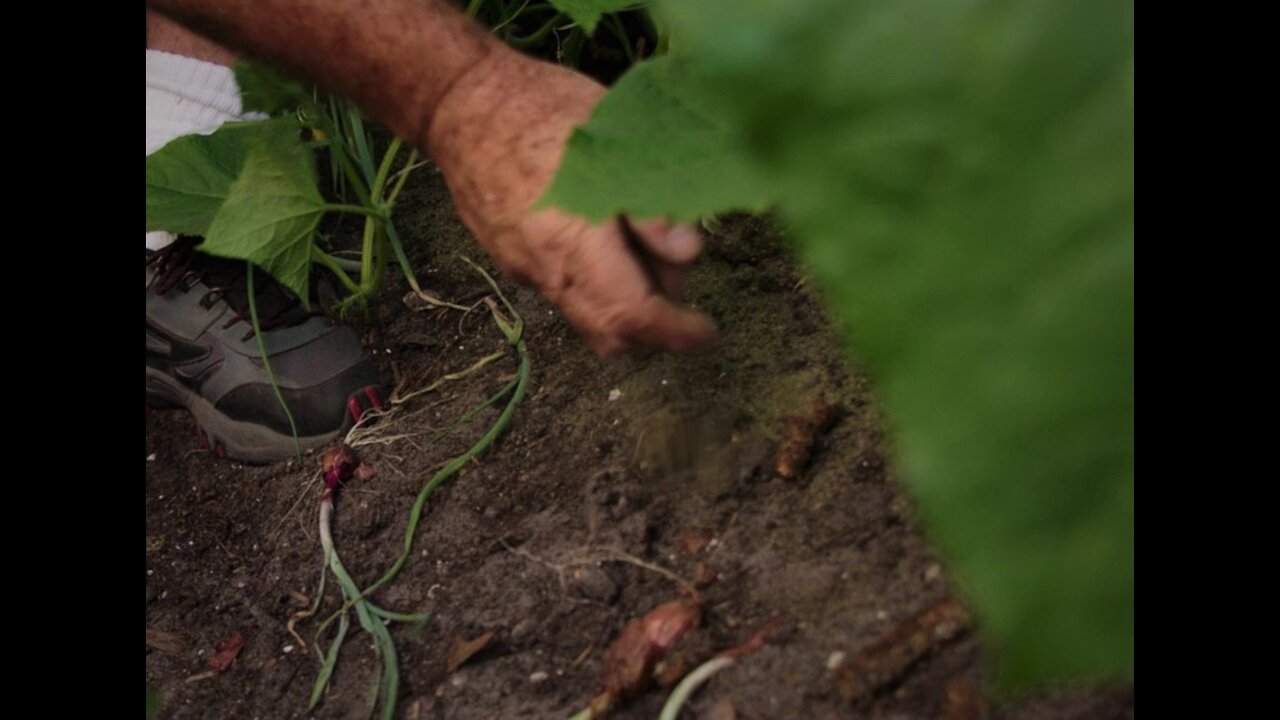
[424,48,715,356]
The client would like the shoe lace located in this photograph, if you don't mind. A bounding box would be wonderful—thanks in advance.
[147,237,317,341]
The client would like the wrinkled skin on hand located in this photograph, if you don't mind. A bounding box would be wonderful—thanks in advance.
[425,48,716,357]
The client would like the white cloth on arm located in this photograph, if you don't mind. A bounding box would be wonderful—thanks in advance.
[146,50,252,250]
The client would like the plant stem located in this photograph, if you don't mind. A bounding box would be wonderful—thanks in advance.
[320,294,529,629]
[367,607,431,625]
[311,247,363,294]
[658,656,736,720]
[360,217,378,289]
[372,138,403,201]
[309,591,349,709]
[491,0,530,32]
[383,221,472,310]
[345,103,377,183]
[312,100,372,206]
[246,264,301,457]
[363,351,528,599]
[508,11,564,47]
[316,493,401,720]
[373,225,388,291]
[314,373,521,638]
[385,150,421,208]
[323,203,385,219]
[604,13,635,63]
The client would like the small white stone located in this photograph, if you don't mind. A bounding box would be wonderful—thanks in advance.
[283,645,295,654]
[608,388,623,402]
[826,651,847,670]
[146,453,157,462]
[924,563,943,582]
[529,671,550,684]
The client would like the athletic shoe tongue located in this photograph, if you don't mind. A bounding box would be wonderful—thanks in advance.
[154,237,314,332]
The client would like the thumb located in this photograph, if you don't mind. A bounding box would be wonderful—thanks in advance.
[629,219,705,265]
[621,294,717,354]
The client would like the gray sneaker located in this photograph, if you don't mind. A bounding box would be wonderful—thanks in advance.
[146,238,382,463]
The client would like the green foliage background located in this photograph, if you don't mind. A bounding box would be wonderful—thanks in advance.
[545,0,1134,686]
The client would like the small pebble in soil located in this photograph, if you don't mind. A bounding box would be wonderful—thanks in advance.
[510,619,536,643]
[608,388,623,401]
[147,453,157,462]
[571,566,619,603]
[826,651,846,671]
[924,563,943,582]
[282,645,295,654]
[694,562,718,587]
[529,671,549,684]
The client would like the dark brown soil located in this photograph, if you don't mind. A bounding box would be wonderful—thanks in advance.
[145,167,1133,720]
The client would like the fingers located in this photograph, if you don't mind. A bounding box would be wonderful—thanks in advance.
[572,296,716,357]
[550,220,716,357]
[621,295,717,354]
[651,260,687,300]
[629,218,704,265]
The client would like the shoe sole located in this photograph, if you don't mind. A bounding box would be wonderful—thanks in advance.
[146,367,371,464]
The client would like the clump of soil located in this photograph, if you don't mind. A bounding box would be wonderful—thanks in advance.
[146,166,1132,719]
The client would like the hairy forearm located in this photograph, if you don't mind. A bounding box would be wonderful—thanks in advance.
[147,0,498,146]
[149,0,713,355]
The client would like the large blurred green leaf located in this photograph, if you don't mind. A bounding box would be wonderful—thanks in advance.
[541,56,771,222]
[549,0,643,34]
[199,122,325,302]
[546,0,1133,686]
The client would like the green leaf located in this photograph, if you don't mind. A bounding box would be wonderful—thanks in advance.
[548,0,642,35]
[145,121,271,236]
[199,122,325,302]
[234,60,310,116]
[551,0,1133,686]
[540,56,771,222]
